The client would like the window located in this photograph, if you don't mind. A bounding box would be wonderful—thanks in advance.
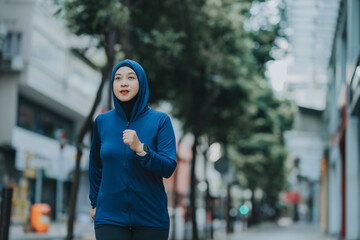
[17,96,75,144]
[3,32,22,57]
[37,110,57,139]
[18,102,36,131]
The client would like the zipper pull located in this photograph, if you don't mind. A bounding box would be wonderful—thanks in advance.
[126,121,130,128]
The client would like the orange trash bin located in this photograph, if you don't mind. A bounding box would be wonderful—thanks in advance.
[30,203,51,233]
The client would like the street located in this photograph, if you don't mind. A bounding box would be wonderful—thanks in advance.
[9,222,95,240]
[9,220,337,240]
[227,222,337,240]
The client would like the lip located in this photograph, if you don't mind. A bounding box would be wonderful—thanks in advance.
[120,90,130,95]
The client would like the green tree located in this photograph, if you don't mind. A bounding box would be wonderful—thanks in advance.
[228,0,293,225]
[133,1,250,238]
[130,0,291,237]
[228,84,294,225]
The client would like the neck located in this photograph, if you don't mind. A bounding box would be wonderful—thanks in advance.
[118,95,138,121]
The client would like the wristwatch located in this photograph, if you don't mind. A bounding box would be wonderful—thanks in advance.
[136,143,148,157]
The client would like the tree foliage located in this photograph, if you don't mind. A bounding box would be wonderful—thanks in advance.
[130,0,294,230]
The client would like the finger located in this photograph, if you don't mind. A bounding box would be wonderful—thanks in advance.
[123,131,136,137]
[123,134,131,139]
[123,132,133,137]
[123,130,134,134]
[123,134,134,141]
[123,135,132,140]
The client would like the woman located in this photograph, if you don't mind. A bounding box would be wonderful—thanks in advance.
[89,59,177,240]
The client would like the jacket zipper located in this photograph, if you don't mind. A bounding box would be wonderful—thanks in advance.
[124,121,132,229]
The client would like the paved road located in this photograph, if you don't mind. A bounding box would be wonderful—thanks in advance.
[9,220,337,240]
[227,222,337,240]
[9,222,95,240]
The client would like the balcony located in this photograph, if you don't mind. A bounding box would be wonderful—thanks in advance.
[0,55,24,72]
[0,30,24,73]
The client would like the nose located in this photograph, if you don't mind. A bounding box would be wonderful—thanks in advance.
[120,78,129,86]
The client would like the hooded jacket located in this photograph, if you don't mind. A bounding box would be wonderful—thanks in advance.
[89,59,177,230]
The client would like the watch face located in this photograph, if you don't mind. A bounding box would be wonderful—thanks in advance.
[143,144,149,153]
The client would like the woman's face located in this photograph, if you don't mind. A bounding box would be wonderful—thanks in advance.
[113,66,139,102]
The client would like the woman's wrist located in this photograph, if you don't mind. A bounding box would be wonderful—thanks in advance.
[136,143,148,156]
[135,143,143,153]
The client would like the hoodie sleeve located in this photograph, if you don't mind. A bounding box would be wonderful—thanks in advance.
[89,118,102,209]
[137,115,177,178]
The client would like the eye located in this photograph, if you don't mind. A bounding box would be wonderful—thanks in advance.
[115,76,121,80]
[129,76,136,80]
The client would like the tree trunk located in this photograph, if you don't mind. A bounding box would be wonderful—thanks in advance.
[190,133,199,240]
[106,30,117,110]
[226,183,232,234]
[201,147,214,239]
[120,0,133,59]
[248,186,261,227]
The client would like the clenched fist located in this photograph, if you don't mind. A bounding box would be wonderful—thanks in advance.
[123,129,143,153]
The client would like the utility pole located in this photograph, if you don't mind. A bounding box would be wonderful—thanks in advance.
[56,130,67,222]
[0,186,14,240]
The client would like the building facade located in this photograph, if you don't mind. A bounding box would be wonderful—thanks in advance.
[284,106,327,224]
[326,0,360,239]
[0,0,101,223]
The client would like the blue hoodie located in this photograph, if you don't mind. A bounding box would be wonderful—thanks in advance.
[89,59,177,230]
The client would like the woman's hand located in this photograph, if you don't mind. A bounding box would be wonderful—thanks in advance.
[123,130,143,153]
[91,207,96,220]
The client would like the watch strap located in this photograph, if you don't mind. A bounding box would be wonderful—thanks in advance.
[136,143,147,157]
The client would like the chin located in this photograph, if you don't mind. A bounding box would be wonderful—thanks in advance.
[118,97,131,102]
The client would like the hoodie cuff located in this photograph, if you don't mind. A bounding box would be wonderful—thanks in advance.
[135,147,152,161]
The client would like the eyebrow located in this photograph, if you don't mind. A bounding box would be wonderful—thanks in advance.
[115,72,136,76]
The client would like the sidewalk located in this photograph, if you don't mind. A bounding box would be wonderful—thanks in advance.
[226,221,337,240]
[9,220,337,240]
[9,222,95,240]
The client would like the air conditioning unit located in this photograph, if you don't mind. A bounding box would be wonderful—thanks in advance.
[0,55,24,72]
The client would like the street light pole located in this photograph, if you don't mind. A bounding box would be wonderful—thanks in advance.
[35,169,43,203]
[56,130,67,222]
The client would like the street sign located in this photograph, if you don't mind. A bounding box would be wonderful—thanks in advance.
[214,155,229,174]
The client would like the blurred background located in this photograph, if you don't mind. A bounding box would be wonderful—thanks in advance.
[0,0,358,239]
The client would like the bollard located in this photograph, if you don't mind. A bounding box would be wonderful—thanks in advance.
[0,187,14,240]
